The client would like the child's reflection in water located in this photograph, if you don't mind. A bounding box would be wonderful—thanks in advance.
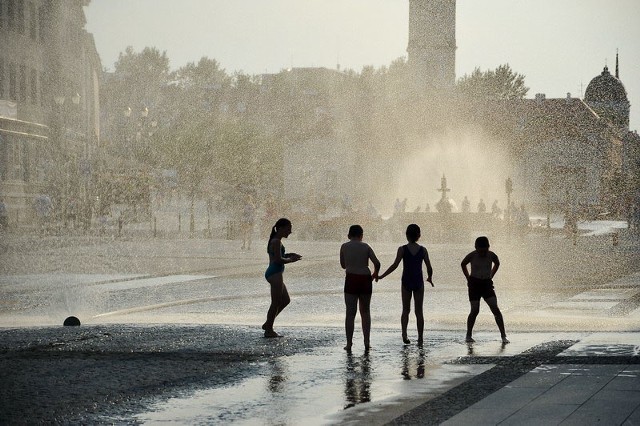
[401,347,425,380]
[267,359,287,394]
[343,353,372,409]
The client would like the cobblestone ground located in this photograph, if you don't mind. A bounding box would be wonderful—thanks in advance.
[2,326,638,424]
[0,324,339,424]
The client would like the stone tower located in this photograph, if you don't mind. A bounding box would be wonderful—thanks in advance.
[407,0,456,92]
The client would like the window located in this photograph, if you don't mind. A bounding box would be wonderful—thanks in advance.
[39,70,44,106]
[0,0,5,30]
[15,0,23,34]
[28,1,35,39]
[8,62,16,100]
[0,134,5,181]
[30,68,36,104]
[8,139,23,180]
[22,139,30,182]
[37,5,44,42]
[19,64,26,102]
[7,0,13,32]
[0,57,4,99]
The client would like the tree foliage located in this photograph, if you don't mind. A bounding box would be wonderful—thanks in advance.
[111,46,171,110]
[457,64,529,100]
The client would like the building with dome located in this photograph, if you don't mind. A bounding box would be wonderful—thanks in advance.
[584,56,630,131]
[461,53,639,216]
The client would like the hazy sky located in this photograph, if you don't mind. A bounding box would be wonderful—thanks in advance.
[85,0,640,130]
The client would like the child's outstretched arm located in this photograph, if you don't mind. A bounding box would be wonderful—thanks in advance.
[378,246,403,281]
[424,252,434,286]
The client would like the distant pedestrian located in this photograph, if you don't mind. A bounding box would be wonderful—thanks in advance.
[340,225,380,352]
[461,196,470,213]
[477,199,486,214]
[394,198,402,215]
[491,200,501,218]
[241,195,256,250]
[517,204,530,237]
[263,218,301,338]
[377,224,434,346]
[461,236,509,344]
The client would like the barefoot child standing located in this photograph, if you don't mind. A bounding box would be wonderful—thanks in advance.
[461,236,509,344]
[377,224,434,346]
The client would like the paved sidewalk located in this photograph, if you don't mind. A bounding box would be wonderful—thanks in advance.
[392,333,640,425]
[443,363,640,425]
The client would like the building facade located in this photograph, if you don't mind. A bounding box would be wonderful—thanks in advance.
[0,0,101,227]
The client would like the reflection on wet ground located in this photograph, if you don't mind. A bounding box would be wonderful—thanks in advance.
[401,346,426,380]
[133,329,516,424]
[344,352,372,408]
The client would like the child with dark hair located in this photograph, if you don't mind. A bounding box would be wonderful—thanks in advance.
[262,218,302,337]
[378,224,434,346]
[461,236,509,344]
[340,224,380,352]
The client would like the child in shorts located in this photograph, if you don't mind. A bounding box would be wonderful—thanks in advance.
[461,236,509,344]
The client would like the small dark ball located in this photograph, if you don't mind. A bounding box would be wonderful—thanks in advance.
[63,316,81,326]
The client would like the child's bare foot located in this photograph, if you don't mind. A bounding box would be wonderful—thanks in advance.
[344,345,352,352]
[402,335,411,345]
[465,336,475,343]
[264,329,280,338]
[417,338,423,347]
[501,336,510,344]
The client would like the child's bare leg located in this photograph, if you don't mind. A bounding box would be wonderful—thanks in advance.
[466,301,480,342]
[344,293,358,350]
[264,274,286,334]
[359,293,372,350]
[401,287,412,344]
[274,284,290,320]
[486,297,508,342]
[414,288,425,345]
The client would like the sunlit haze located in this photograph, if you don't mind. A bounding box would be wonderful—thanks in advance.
[85,0,640,130]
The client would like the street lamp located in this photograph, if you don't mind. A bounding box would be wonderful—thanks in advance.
[505,177,513,240]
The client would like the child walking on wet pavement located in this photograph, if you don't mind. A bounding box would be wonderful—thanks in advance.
[340,225,380,352]
[461,236,509,344]
[377,224,434,346]
[263,218,302,338]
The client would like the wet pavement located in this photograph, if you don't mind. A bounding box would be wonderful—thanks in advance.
[0,325,638,424]
[0,230,639,423]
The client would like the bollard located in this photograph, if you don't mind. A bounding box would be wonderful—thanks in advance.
[63,316,81,326]
[613,232,619,246]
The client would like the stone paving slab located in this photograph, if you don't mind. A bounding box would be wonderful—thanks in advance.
[439,355,640,426]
